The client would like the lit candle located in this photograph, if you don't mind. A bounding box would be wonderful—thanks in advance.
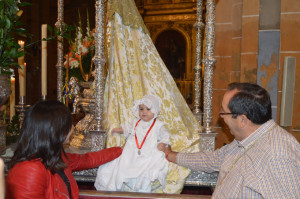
[18,40,25,66]
[41,24,47,96]
[18,40,26,97]
[18,62,26,97]
[10,77,15,121]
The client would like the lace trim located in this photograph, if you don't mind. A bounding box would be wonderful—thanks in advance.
[107,0,149,35]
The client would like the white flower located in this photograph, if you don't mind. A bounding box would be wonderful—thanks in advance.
[77,44,88,55]
[70,59,79,69]
[83,35,90,43]
[86,26,90,37]
[76,27,83,40]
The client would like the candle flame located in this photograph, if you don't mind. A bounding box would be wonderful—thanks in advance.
[18,40,24,45]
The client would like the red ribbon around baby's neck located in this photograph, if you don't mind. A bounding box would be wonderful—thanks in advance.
[134,118,157,153]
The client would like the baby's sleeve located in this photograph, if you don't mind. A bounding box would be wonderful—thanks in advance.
[120,123,131,139]
[158,124,171,145]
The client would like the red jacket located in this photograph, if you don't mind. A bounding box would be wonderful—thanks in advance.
[6,147,122,199]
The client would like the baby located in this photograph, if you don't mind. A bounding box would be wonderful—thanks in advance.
[94,94,170,192]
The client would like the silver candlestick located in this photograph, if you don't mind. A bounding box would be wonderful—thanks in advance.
[41,95,46,101]
[15,96,30,129]
[193,0,205,126]
[89,0,107,152]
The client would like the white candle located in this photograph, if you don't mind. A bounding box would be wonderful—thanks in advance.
[18,40,26,97]
[18,63,26,97]
[41,24,47,96]
[18,40,24,66]
[10,77,15,121]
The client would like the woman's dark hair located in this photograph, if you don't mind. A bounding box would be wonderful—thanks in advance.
[9,100,72,173]
[227,82,272,124]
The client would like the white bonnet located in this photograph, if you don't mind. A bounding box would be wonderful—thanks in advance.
[132,94,161,118]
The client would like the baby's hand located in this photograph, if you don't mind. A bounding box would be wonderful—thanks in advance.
[157,143,166,151]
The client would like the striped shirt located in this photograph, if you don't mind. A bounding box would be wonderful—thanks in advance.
[177,120,300,198]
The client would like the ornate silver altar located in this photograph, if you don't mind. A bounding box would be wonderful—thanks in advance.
[58,0,218,188]
[66,0,108,153]
[190,0,218,187]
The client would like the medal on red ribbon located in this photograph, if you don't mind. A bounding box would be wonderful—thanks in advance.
[134,118,156,155]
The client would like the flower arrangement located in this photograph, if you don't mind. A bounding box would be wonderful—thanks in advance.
[64,12,95,82]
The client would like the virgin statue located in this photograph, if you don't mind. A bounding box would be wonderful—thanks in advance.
[98,0,202,194]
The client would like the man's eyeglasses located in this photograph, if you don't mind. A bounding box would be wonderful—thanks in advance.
[219,112,239,116]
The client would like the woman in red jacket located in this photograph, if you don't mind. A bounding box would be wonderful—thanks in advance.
[6,100,122,199]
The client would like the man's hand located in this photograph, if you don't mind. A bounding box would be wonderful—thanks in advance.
[158,144,176,163]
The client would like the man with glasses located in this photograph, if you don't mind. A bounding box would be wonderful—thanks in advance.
[161,82,299,198]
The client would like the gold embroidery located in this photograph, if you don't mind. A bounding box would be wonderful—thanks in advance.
[107,0,150,35]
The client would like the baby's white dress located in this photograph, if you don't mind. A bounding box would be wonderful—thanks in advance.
[94,118,170,192]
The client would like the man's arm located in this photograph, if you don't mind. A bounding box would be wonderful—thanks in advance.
[161,145,225,173]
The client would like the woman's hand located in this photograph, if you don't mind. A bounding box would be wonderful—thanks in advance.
[111,127,124,134]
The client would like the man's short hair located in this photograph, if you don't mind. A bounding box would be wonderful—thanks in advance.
[227,82,272,124]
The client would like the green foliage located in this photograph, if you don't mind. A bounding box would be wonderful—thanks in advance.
[0,0,75,74]
[82,49,94,74]
[0,0,26,73]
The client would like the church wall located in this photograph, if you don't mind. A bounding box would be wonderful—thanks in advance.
[278,0,300,141]
[213,0,261,146]
[240,0,259,83]
[257,0,281,121]
[212,0,247,147]
[213,0,300,146]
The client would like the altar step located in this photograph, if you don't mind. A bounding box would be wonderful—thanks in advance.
[78,182,213,196]
[79,189,211,199]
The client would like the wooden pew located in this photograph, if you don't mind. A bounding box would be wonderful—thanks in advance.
[79,190,211,199]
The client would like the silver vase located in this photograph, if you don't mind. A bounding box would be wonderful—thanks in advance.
[0,74,11,154]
